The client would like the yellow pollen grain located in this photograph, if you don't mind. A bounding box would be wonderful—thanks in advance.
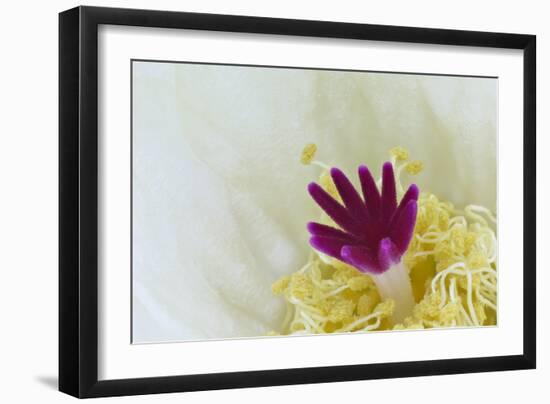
[405,160,424,175]
[332,262,357,282]
[389,146,410,161]
[271,276,290,296]
[300,143,318,165]
[467,252,488,269]
[450,227,466,254]
[438,210,450,231]
[328,299,355,322]
[347,276,373,292]
[319,172,339,199]
[374,299,395,318]
[289,273,313,300]
[357,291,379,316]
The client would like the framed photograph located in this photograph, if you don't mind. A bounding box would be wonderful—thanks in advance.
[59,6,536,398]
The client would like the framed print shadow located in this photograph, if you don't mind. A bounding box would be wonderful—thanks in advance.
[59,5,536,399]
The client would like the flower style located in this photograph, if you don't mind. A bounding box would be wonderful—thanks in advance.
[307,162,418,275]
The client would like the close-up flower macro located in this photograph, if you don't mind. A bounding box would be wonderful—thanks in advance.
[131,61,497,343]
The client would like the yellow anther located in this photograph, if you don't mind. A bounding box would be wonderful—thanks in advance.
[450,227,466,254]
[414,214,429,234]
[347,276,372,292]
[319,171,340,199]
[434,240,453,262]
[328,298,355,322]
[357,290,379,316]
[389,146,410,161]
[271,275,290,296]
[289,273,313,300]
[423,198,439,225]
[290,322,305,332]
[438,210,450,231]
[413,294,441,319]
[405,160,424,175]
[374,299,395,318]
[402,317,424,329]
[332,263,358,283]
[300,143,317,165]
[467,252,488,269]
[464,232,477,254]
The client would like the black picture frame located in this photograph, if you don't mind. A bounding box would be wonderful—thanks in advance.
[59,5,536,399]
